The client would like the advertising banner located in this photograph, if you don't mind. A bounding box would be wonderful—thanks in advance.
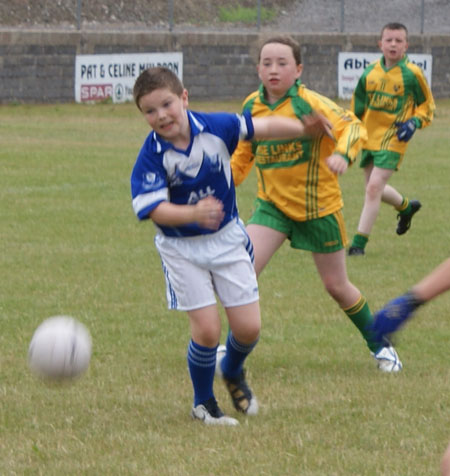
[75,52,183,103]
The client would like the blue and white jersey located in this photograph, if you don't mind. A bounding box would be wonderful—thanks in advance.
[131,109,254,237]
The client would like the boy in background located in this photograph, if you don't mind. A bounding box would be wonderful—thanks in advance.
[348,22,435,256]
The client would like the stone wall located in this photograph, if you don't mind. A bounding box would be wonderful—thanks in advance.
[1,29,449,103]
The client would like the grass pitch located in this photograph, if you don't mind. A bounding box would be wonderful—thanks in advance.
[1,100,449,475]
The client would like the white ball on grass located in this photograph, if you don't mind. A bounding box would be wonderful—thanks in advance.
[28,316,92,380]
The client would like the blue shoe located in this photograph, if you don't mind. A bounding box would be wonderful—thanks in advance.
[371,292,422,343]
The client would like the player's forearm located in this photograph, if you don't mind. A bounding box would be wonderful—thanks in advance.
[231,159,252,186]
[150,201,197,226]
[150,197,224,230]
[411,258,450,302]
[351,82,367,119]
[253,116,305,139]
[231,141,254,186]
[334,121,367,163]
[413,103,435,129]
[413,76,435,129]
[253,113,332,141]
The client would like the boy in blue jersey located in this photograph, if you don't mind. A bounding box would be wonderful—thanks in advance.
[348,22,435,256]
[130,67,329,425]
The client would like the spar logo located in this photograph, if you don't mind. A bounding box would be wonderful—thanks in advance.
[80,84,113,101]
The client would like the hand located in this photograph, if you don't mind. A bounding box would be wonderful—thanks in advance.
[302,113,333,139]
[194,196,224,230]
[368,291,423,345]
[395,119,416,142]
[326,154,348,175]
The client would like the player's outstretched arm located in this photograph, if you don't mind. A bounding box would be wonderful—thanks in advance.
[412,257,450,302]
[370,257,450,344]
[442,441,450,476]
[301,112,333,138]
[252,112,331,140]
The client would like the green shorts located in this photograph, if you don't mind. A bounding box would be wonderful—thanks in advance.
[360,150,404,170]
[248,198,348,253]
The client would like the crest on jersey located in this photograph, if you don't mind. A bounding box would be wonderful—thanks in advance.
[142,171,165,191]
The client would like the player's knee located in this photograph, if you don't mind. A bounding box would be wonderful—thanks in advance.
[323,279,346,302]
[365,181,384,200]
[232,320,260,344]
[193,327,221,348]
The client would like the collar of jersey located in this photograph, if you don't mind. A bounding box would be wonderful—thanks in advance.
[380,54,408,72]
[259,79,302,110]
[151,110,204,154]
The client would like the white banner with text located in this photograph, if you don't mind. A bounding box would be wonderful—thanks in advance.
[74,52,183,103]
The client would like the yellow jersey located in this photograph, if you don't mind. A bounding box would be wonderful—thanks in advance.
[351,55,435,153]
[231,80,367,222]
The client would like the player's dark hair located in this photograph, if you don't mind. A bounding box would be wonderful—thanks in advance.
[381,22,408,39]
[258,35,302,65]
[133,66,184,109]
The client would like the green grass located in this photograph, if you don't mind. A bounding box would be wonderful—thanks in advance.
[1,100,450,475]
[218,5,277,23]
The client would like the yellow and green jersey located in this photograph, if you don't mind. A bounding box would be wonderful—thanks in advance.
[351,55,435,153]
[231,80,367,222]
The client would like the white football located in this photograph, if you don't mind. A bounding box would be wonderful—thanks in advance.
[28,316,92,380]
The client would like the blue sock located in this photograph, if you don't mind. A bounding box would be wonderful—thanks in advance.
[370,291,424,344]
[220,332,258,379]
[187,340,217,407]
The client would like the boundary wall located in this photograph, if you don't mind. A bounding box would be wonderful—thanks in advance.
[1,29,450,103]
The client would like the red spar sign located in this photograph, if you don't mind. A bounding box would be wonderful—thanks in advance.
[80,84,113,102]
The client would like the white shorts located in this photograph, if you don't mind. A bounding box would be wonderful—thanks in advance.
[154,218,259,311]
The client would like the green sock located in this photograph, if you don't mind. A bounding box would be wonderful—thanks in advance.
[351,233,369,250]
[343,295,379,352]
[397,197,411,215]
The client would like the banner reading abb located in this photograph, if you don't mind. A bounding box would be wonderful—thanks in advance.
[75,52,183,103]
[338,52,432,99]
